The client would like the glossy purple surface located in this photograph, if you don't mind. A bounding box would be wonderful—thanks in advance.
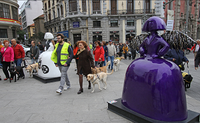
[142,16,166,32]
[121,16,187,121]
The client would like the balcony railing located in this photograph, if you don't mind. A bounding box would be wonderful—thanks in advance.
[92,10,101,14]
[107,9,155,15]
[44,17,60,27]
[68,11,78,15]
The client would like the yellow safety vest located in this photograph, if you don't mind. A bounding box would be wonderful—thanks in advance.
[90,44,93,49]
[51,42,70,65]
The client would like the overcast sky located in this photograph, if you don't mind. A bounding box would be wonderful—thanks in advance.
[18,0,27,13]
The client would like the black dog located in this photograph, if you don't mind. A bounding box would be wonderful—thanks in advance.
[9,66,26,83]
[183,73,193,91]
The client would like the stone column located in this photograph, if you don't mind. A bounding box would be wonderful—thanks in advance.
[174,0,180,30]
[193,0,199,40]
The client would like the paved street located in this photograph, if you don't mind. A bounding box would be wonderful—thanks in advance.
[0,53,200,123]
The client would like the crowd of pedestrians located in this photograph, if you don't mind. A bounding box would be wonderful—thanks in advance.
[2,33,200,95]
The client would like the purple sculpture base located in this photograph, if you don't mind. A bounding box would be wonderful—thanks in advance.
[108,98,200,123]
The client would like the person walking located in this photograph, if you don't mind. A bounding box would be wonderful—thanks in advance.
[74,41,95,94]
[191,40,200,58]
[107,40,116,70]
[102,41,108,66]
[195,48,200,70]
[51,34,73,94]
[1,40,14,80]
[38,41,44,54]
[122,44,129,59]
[11,39,25,78]
[164,45,189,71]
[93,41,104,67]
[73,42,79,71]
[30,41,40,64]
[119,43,123,57]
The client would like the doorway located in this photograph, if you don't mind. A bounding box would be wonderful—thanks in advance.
[73,34,81,44]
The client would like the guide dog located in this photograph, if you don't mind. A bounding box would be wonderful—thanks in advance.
[182,72,193,91]
[26,63,39,77]
[87,70,114,93]
[91,61,111,74]
[113,56,124,71]
[9,66,26,83]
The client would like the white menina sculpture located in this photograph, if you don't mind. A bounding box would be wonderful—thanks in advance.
[37,32,61,79]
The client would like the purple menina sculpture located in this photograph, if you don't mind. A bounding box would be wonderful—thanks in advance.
[121,16,187,121]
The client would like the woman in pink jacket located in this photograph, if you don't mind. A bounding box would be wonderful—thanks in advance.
[1,40,14,80]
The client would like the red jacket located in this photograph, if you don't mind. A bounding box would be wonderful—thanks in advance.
[1,47,14,62]
[73,47,79,59]
[11,44,25,60]
[93,46,104,61]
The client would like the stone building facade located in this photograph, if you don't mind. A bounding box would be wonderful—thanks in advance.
[43,0,158,45]
[0,0,20,42]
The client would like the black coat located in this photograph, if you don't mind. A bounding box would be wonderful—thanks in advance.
[74,49,94,76]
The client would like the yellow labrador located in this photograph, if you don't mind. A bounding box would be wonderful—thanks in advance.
[113,56,124,71]
[91,61,111,74]
[87,70,113,93]
[26,63,39,77]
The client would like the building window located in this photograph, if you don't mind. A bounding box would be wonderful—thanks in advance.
[12,29,16,38]
[32,28,35,34]
[93,0,100,12]
[58,26,61,32]
[93,21,101,28]
[53,10,55,19]
[54,27,56,32]
[0,3,10,19]
[12,6,18,20]
[51,28,53,33]
[57,8,60,17]
[82,0,86,12]
[110,20,118,27]
[60,5,63,17]
[48,0,50,8]
[48,11,51,21]
[69,0,77,12]
[52,0,54,6]
[127,0,134,14]
[145,0,150,13]
[0,29,8,38]
[64,24,67,30]
[45,3,47,10]
[127,20,134,26]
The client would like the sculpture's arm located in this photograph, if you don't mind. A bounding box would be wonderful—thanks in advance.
[157,38,170,57]
[139,39,147,56]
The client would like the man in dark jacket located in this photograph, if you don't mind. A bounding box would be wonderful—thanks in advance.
[38,41,44,53]
[30,41,39,64]
[164,48,189,70]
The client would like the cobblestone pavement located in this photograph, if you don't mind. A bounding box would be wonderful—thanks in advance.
[0,53,199,123]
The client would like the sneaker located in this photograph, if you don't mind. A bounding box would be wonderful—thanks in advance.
[56,88,62,94]
[64,85,70,91]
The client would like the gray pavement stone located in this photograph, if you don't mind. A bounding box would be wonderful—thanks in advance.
[0,53,199,123]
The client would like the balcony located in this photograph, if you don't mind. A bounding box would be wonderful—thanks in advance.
[107,9,155,15]
[68,11,78,16]
[44,17,60,27]
[92,10,101,14]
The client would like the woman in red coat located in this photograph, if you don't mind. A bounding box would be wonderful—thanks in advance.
[93,41,105,67]
[1,40,14,80]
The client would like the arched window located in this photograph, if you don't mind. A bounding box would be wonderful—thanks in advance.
[60,5,63,17]
[57,8,60,17]
[45,3,47,10]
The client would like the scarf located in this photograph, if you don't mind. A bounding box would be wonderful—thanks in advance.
[77,48,85,55]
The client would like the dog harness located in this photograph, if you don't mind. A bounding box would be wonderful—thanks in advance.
[91,74,100,84]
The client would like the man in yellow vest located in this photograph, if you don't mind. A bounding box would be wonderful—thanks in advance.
[51,34,73,94]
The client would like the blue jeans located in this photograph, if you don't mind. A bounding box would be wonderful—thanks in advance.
[14,58,22,66]
[108,56,114,70]
[31,58,38,64]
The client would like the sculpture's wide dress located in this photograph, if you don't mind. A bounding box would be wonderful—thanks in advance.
[121,35,187,121]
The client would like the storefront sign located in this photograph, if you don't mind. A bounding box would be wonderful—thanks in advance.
[73,22,79,28]
[57,30,69,38]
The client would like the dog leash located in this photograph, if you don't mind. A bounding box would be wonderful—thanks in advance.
[91,74,100,84]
